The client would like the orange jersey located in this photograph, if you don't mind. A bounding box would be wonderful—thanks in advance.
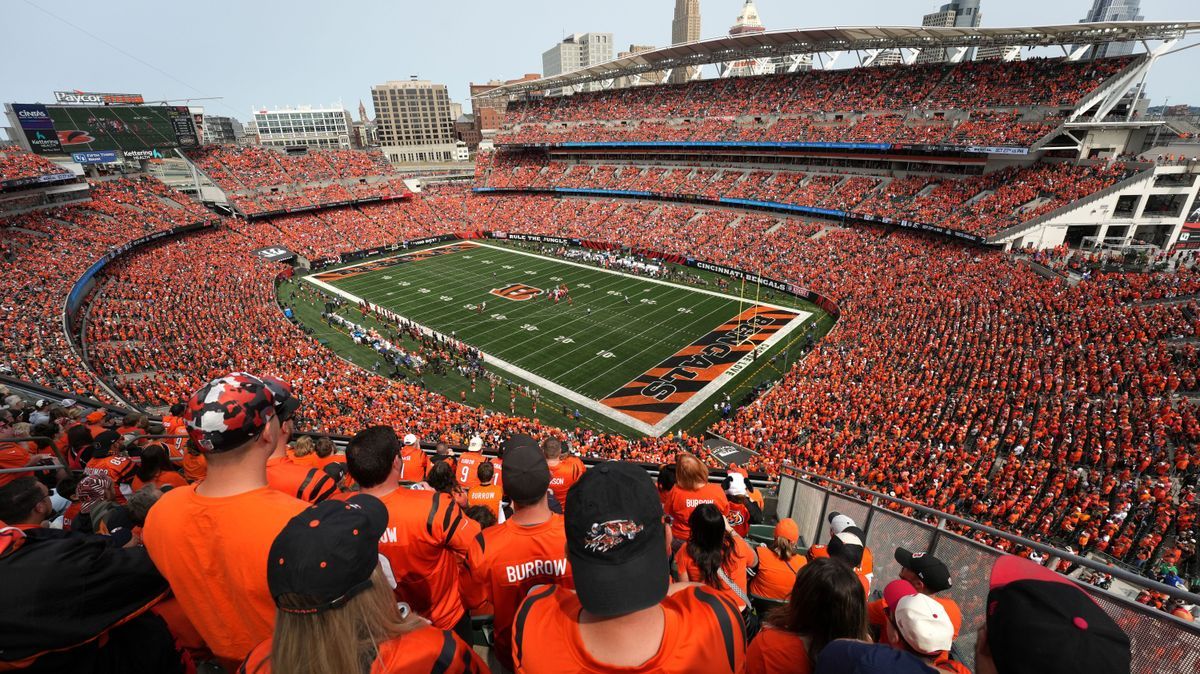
[747,626,813,674]
[375,488,481,630]
[399,445,430,482]
[749,546,805,601]
[665,484,729,541]
[674,536,757,609]
[160,415,189,459]
[266,455,338,503]
[547,456,585,507]
[466,482,503,518]
[240,625,486,673]
[468,515,574,672]
[456,451,485,488]
[84,455,137,503]
[513,584,745,673]
[142,485,306,662]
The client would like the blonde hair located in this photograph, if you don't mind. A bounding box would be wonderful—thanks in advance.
[292,436,315,457]
[676,452,709,490]
[256,567,425,674]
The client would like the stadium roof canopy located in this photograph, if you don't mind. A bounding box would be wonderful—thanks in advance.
[477,21,1200,99]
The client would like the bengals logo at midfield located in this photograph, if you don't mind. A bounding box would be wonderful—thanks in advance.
[490,283,543,301]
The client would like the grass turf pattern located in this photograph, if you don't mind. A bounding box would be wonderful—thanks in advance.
[305,241,814,436]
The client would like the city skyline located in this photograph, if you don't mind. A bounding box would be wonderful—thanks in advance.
[1,0,1197,129]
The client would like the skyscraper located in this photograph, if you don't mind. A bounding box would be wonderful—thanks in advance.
[1076,0,1143,58]
[916,0,982,64]
[371,80,459,163]
[543,33,614,93]
[670,0,701,83]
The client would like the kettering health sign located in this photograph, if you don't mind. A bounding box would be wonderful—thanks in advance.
[12,103,63,154]
[72,150,119,164]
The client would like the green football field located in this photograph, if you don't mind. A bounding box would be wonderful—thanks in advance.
[303,241,816,436]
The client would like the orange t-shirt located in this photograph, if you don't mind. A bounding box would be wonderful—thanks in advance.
[547,456,586,507]
[467,514,574,672]
[181,451,207,483]
[750,546,806,601]
[665,484,730,541]
[747,626,812,674]
[266,455,338,503]
[674,536,757,609]
[0,441,34,488]
[456,451,485,488]
[240,625,486,673]
[399,445,431,482]
[142,485,306,662]
[466,482,503,518]
[513,584,745,673]
[375,488,481,630]
[131,470,188,492]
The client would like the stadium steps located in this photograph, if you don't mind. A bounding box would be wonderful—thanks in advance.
[987,166,1157,244]
[48,216,82,229]
[1137,294,1200,307]
[2,225,53,238]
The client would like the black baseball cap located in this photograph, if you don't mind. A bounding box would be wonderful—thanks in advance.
[566,461,668,617]
[267,494,388,614]
[93,430,122,455]
[827,531,865,567]
[986,556,1130,674]
[895,547,952,593]
[501,435,550,502]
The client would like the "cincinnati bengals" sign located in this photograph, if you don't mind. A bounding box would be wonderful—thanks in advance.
[490,283,543,301]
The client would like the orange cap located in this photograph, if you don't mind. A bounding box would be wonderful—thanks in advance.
[775,518,799,543]
[86,411,106,423]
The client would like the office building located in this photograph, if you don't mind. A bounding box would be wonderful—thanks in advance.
[671,0,702,83]
[916,1,982,64]
[1076,0,1143,58]
[203,115,244,145]
[616,45,663,86]
[724,0,810,76]
[543,33,613,94]
[251,106,353,149]
[470,74,541,148]
[371,80,459,163]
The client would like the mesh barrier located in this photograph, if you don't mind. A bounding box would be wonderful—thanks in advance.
[860,509,937,599]
[816,493,871,544]
[776,473,1200,674]
[1087,589,1200,674]
[777,477,824,550]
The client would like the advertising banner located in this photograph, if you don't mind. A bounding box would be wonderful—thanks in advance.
[71,150,119,164]
[13,103,64,154]
[53,91,144,105]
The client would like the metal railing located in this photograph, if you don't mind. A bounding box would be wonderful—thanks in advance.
[777,467,1200,674]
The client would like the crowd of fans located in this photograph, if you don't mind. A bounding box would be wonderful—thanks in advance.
[497,56,1135,149]
[481,155,1133,239]
[0,378,1144,673]
[0,147,69,185]
[0,176,210,399]
[185,145,409,215]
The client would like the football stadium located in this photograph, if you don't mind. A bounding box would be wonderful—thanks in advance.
[2,3,1200,673]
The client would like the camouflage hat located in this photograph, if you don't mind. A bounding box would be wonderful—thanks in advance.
[184,373,277,454]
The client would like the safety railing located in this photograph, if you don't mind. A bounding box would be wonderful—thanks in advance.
[777,467,1200,674]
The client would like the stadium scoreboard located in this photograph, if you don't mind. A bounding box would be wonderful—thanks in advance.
[6,102,199,156]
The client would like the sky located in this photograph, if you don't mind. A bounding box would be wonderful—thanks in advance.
[1,0,1198,127]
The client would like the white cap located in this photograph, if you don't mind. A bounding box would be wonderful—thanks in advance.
[402,433,418,446]
[893,593,954,655]
[726,472,748,497]
[468,436,484,453]
[828,512,856,534]
[60,399,76,407]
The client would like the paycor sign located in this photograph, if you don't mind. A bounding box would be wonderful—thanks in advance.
[52,91,145,105]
